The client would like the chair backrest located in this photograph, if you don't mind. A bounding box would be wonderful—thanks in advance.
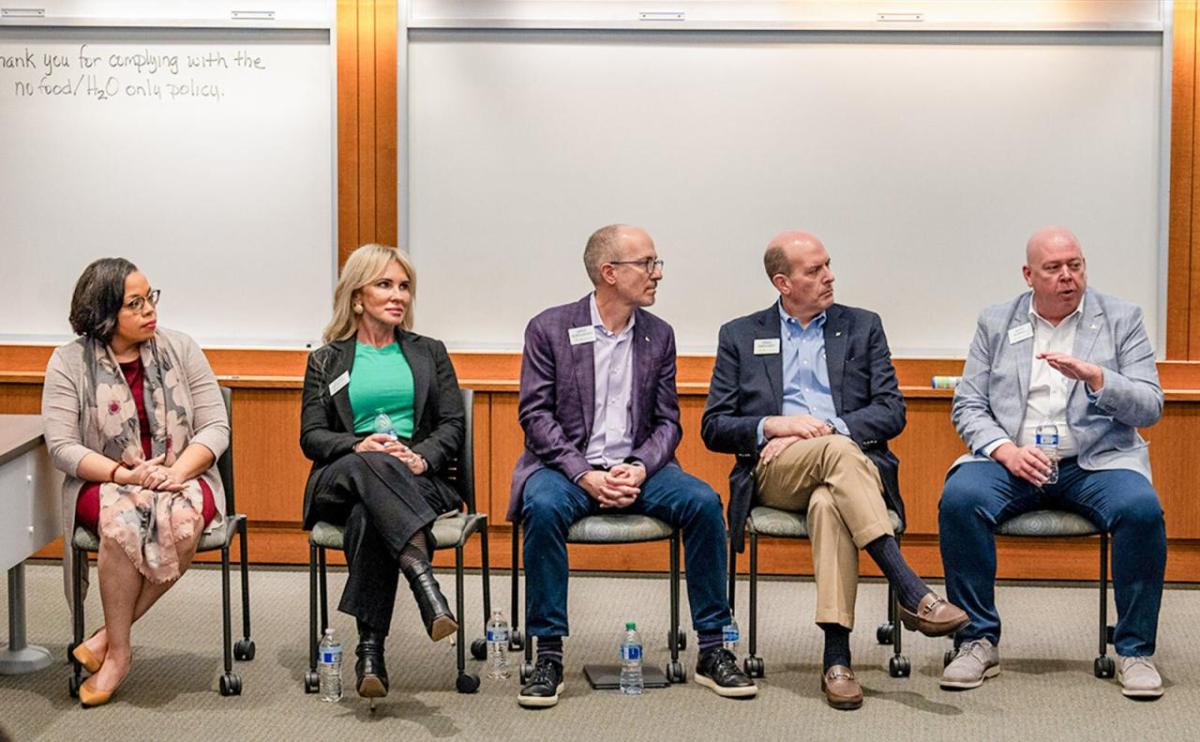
[439,387,476,514]
[216,386,236,514]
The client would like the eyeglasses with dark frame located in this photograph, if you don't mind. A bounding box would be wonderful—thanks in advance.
[608,257,665,274]
[123,289,161,313]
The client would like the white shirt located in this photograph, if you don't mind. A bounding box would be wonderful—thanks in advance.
[984,297,1083,457]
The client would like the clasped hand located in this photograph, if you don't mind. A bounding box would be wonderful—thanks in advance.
[580,464,645,508]
[759,414,833,465]
[356,433,427,475]
[122,454,186,492]
[992,442,1054,487]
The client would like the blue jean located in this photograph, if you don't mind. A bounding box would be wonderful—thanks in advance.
[521,464,731,638]
[939,458,1166,656]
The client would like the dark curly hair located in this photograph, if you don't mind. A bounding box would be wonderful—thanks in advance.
[68,258,139,342]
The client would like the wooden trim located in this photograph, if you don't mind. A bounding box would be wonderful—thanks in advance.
[1170,0,1196,358]
[375,0,398,246]
[337,0,359,266]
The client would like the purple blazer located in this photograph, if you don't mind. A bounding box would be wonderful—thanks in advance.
[507,295,682,521]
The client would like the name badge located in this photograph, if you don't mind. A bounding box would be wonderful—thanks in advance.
[568,326,597,346]
[1008,323,1033,344]
[753,338,781,355]
[328,370,350,395]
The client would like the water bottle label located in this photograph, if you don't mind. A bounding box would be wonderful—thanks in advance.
[621,644,642,662]
[723,625,740,643]
[1035,431,1059,446]
[486,627,509,643]
[321,649,341,663]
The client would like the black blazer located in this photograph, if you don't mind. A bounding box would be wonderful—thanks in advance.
[299,329,465,529]
[701,303,906,551]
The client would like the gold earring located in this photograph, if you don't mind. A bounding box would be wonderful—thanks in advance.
[353,303,363,315]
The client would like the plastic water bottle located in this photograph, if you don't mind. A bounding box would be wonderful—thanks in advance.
[723,617,741,654]
[373,410,397,439]
[619,621,644,695]
[1035,422,1060,485]
[318,627,343,702]
[486,610,511,680]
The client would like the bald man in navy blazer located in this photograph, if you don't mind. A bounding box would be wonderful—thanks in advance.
[508,225,756,708]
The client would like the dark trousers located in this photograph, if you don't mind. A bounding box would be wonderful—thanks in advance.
[939,458,1166,656]
[521,464,732,638]
[312,452,458,632]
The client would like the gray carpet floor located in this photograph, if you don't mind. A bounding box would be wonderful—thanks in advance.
[1,562,1198,741]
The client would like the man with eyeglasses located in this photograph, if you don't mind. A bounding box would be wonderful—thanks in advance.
[508,224,756,708]
[702,230,967,710]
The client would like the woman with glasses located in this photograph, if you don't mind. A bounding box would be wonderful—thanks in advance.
[300,244,464,702]
[41,258,229,707]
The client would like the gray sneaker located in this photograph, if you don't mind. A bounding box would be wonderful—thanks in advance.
[940,639,1000,690]
[1117,655,1163,699]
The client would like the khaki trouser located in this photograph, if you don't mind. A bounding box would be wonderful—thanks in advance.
[755,435,893,629]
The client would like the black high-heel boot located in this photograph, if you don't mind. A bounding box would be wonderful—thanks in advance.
[404,561,458,642]
[355,621,389,698]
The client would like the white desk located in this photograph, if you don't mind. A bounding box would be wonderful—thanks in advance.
[0,415,62,674]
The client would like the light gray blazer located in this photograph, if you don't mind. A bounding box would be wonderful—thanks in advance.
[950,288,1162,482]
[41,327,229,599]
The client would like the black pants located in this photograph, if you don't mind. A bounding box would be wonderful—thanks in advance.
[312,452,460,632]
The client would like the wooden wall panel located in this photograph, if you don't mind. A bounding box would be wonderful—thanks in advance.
[1170,0,1196,358]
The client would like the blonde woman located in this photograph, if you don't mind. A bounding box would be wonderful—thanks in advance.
[300,244,465,701]
[42,258,229,707]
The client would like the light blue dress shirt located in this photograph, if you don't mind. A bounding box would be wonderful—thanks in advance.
[757,301,849,445]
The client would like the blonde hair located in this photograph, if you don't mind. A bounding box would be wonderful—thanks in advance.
[323,244,417,343]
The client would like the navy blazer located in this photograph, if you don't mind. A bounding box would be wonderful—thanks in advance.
[701,302,906,550]
[507,295,682,522]
[298,329,465,530]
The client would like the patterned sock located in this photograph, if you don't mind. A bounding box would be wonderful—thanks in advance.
[864,534,928,611]
[537,635,564,665]
[820,623,852,672]
[398,529,430,575]
[697,630,724,654]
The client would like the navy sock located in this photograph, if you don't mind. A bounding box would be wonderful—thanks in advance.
[536,636,563,665]
[864,534,928,611]
[697,630,723,654]
[820,623,851,672]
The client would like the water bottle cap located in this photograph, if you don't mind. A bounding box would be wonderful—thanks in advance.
[625,621,636,630]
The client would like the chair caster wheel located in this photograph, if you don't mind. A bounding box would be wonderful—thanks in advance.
[943,649,956,668]
[1094,655,1115,679]
[743,656,765,679]
[219,672,242,696]
[668,627,686,651]
[456,673,481,693]
[471,638,488,661]
[304,671,320,693]
[509,629,524,652]
[889,655,911,678]
[69,675,81,699]
[519,662,534,684]
[666,661,686,684]
[876,622,895,645]
[234,639,256,661]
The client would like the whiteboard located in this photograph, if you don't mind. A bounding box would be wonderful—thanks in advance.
[406,29,1167,356]
[0,2,335,348]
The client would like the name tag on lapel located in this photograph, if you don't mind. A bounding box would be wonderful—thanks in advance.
[753,338,781,355]
[1007,323,1033,344]
[568,326,597,345]
[328,370,350,395]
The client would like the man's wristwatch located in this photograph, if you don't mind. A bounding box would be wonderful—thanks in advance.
[823,419,837,435]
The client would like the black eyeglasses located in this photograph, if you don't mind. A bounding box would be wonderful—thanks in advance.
[123,289,161,313]
[608,258,664,274]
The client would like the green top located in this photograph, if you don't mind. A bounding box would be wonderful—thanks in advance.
[349,341,415,437]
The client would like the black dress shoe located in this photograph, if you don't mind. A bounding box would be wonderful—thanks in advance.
[405,561,458,642]
[517,656,564,708]
[354,629,389,698]
[695,647,758,698]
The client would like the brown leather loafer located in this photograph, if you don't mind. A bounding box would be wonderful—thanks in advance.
[821,665,863,710]
[898,593,970,637]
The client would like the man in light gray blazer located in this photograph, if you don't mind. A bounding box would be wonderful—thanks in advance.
[939,226,1167,699]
